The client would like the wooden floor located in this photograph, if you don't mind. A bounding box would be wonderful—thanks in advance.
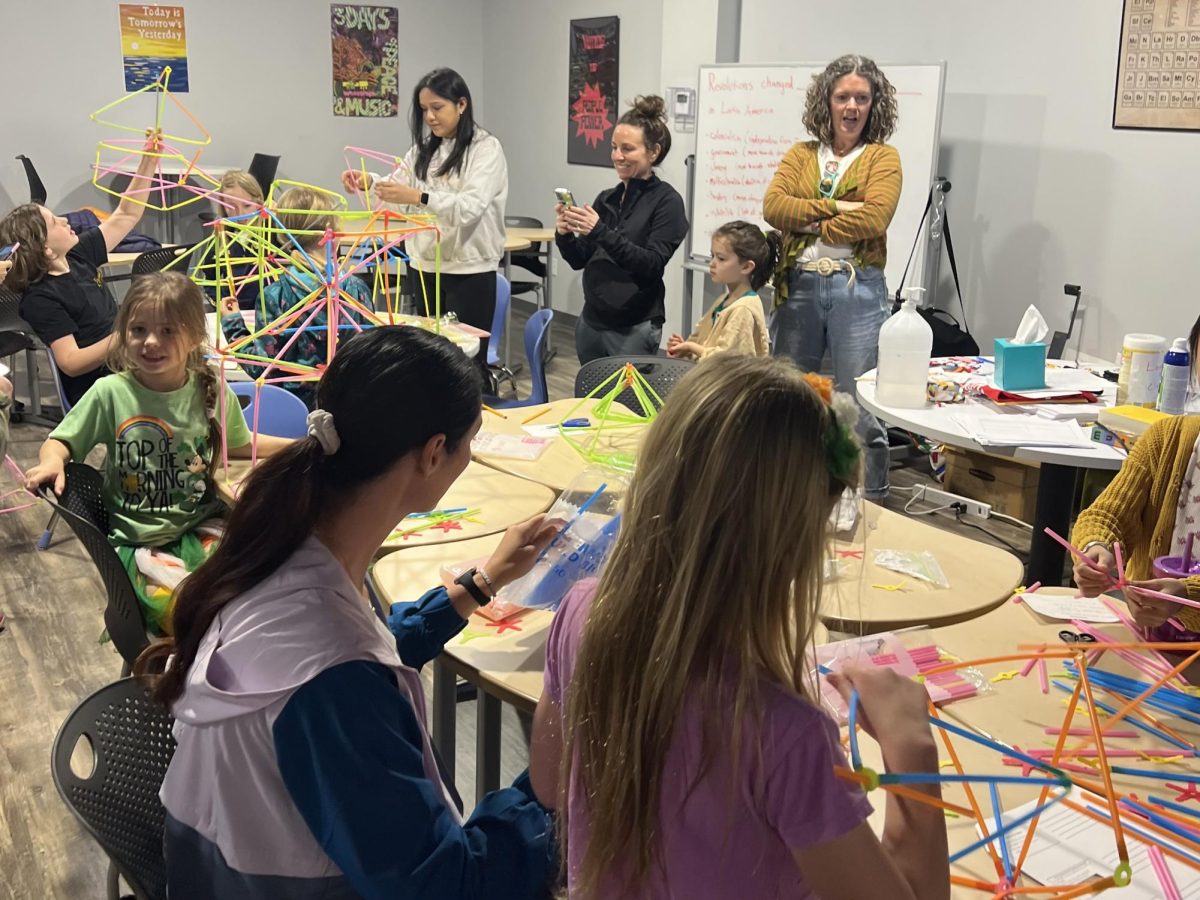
[0,302,1033,895]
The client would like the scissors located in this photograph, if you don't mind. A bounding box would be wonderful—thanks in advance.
[1058,629,1097,644]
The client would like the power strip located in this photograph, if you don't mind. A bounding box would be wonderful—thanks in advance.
[911,484,992,521]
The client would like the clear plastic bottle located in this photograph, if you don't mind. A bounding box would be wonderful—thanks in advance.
[875,287,933,408]
[1157,337,1190,415]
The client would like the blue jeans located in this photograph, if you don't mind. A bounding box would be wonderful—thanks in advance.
[771,266,891,498]
[575,317,662,364]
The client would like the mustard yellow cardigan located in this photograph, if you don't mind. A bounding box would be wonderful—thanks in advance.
[682,292,770,360]
[1071,415,1200,630]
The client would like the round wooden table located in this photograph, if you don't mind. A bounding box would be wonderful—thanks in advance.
[473,398,644,492]
[820,502,1026,635]
[214,459,554,554]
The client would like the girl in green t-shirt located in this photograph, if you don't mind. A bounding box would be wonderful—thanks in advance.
[25,272,291,634]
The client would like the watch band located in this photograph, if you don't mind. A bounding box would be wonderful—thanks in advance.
[455,567,492,606]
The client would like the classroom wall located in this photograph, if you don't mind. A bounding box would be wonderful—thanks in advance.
[740,0,1200,362]
[481,0,720,335]
[0,0,484,245]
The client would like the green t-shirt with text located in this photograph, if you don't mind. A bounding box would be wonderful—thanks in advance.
[50,372,252,546]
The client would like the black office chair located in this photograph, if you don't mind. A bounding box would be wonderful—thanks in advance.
[16,154,48,205]
[247,153,281,196]
[131,244,195,277]
[40,463,151,674]
[574,355,696,416]
[0,284,58,426]
[52,677,174,900]
[502,215,547,308]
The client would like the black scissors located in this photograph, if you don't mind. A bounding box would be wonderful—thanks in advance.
[1058,629,1097,644]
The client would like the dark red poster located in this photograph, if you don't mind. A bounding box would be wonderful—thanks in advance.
[568,16,619,167]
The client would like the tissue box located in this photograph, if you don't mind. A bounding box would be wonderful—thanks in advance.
[994,339,1047,391]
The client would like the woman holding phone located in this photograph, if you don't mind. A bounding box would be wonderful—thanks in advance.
[341,67,507,363]
[556,95,688,364]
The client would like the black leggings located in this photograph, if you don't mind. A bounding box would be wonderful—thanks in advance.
[404,269,496,363]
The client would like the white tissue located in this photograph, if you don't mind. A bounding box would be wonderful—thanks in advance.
[1013,305,1050,345]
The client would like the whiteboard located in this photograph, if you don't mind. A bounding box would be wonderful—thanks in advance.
[690,62,945,294]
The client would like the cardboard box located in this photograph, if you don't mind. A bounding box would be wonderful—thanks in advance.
[944,447,1041,522]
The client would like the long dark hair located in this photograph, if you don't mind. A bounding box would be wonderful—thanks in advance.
[138,326,482,704]
[410,67,477,181]
[712,221,783,291]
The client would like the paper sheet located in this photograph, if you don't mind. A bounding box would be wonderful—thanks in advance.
[950,413,1094,448]
[470,431,552,461]
[1018,593,1122,623]
[984,798,1200,898]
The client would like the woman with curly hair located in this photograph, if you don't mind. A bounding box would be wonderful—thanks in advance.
[763,55,901,500]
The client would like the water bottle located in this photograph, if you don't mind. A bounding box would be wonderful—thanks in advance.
[1157,337,1190,415]
[876,287,933,408]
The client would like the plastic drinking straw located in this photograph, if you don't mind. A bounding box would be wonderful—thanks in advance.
[1038,658,1049,694]
[989,781,1015,883]
[1043,527,1113,577]
[1148,844,1184,900]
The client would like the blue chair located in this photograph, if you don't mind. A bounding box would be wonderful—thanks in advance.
[486,275,518,397]
[230,382,309,438]
[486,309,554,409]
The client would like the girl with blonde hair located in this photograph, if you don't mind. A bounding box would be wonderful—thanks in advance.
[530,355,948,899]
[25,272,289,632]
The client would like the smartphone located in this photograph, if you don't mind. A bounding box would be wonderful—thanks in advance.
[554,188,576,208]
[0,243,18,262]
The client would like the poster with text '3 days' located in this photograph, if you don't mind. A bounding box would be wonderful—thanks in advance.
[568,16,619,167]
[331,4,399,118]
[119,4,189,92]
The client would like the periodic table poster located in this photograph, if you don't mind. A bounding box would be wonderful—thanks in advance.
[1114,0,1200,130]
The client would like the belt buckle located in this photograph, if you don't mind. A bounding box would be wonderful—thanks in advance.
[815,258,836,276]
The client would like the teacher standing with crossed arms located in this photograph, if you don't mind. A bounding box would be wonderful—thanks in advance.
[763,54,901,500]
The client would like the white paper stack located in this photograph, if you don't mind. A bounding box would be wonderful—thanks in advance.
[951,412,1094,448]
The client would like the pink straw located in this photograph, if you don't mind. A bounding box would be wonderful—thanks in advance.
[1148,844,1183,900]
[1114,540,1126,586]
[1043,527,1112,576]
[1037,657,1049,694]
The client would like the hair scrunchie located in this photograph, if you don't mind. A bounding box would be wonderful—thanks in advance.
[306,409,341,455]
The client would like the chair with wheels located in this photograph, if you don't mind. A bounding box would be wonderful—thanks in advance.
[486,309,554,409]
[52,677,174,900]
[230,381,309,438]
[502,215,547,309]
[486,274,515,396]
[0,284,58,427]
[16,154,48,205]
[247,154,281,196]
[131,244,195,277]
[39,463,151,675]
[36,353,76,550]
[573,355,695,416]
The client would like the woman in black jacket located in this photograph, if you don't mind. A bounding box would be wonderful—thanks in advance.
[556,96,688,364]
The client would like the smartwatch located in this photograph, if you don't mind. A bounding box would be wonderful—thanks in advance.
[420,191,430,206]
[454,567,492,606]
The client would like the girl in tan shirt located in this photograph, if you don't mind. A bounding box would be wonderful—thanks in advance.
[668,221,778,360]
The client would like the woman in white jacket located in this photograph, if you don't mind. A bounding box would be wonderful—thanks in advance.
[342,67,507,362]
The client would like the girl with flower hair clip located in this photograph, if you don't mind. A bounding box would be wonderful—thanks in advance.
[530,354,948,900]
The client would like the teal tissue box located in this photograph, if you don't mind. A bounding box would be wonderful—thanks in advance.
[994,339,1047,391]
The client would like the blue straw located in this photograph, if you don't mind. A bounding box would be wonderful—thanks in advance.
[930,715,1068,784]
[1149,795,1200,822]
[1089,801,1200,856]
[1084,803,1200,866]
[884,773,1063,788]
[1122,796,1200,842]
[405,507,468,520]
[990,781,1014,883]
[1112,765,1200,784]
[947,787,1068,864]
[1051,680,1197,754]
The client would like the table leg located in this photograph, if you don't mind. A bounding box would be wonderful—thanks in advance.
[431,659,457,785]
[1028,462,1081,586]
[502,251,513,368]
[475,690,502,805]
